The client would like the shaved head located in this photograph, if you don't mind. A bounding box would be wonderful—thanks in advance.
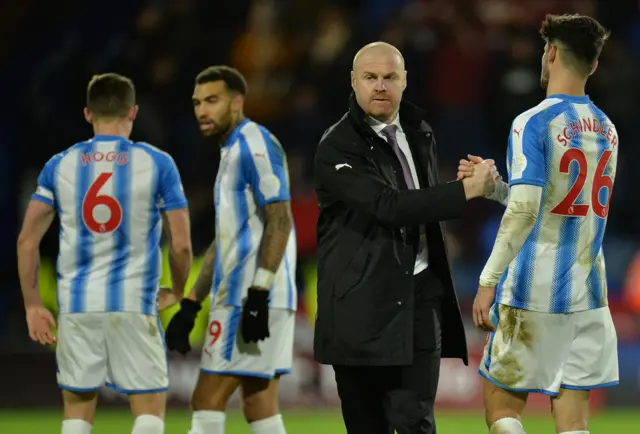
[351,42,407,123]
[352,42,405,71]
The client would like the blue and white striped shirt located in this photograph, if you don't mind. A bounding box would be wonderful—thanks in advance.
[212,119,297,311]
[32,135,188,315]
[497,94,618,313]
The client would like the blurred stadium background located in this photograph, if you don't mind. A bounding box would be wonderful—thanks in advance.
[2,0,640,432]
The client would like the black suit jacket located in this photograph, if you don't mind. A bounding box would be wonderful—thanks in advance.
[313,94,469,366]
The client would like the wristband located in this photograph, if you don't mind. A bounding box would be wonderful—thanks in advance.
[252,267,275,289]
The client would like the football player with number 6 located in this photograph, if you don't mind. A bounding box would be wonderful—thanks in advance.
[457,14,618,434]
[17,73,192,434]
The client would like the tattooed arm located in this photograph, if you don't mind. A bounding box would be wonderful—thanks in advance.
[252,201,293,290]
[239,129,293,291]
[187,239,217,303]
[17,200,56,308]
[479,184,542,287]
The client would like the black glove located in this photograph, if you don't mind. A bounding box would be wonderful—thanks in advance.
[241,288,270,343]
[165,298,201,354]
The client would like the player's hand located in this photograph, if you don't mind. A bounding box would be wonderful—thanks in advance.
[158,286,181,311]
[462,159,497,199]
[165,298,201,354]
[471,155,502,184]
[473,286,496,332]
[457,155,501,182]
[241,288,270,343]
[25,305,57,345]
[457,156,495,180]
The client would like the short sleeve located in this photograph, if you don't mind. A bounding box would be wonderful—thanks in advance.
[157,154,188,211]
[508,114,546,187]
[240,130,290,207]
[32,154,62,207]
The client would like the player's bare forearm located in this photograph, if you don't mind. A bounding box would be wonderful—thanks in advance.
[17,200,55,308]
[163,208,193,298]
[18,245,42,308]
[169,247,192,299]
[256,201,293,284]
[188,239,216,302]
[479,185,542,287]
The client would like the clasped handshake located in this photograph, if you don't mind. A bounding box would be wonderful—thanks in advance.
[456,154,503,199]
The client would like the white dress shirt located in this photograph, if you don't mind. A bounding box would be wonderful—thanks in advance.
[367,115,429,274]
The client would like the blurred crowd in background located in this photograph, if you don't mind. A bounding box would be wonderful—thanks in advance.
[2,0,640,350]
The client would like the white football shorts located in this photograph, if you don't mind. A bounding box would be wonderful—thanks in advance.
[56,312,168,394]
[479,304,619,396]
[199,306,295,379]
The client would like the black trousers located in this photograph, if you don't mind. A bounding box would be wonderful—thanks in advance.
[333,269,443,434]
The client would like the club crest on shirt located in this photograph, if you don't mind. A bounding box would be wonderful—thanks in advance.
[511,155,527,178]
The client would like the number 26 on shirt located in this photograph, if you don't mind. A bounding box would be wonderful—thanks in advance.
[551,148,613,218]
[82,172,123,233]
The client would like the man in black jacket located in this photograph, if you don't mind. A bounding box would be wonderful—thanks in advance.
[313,42,497,434]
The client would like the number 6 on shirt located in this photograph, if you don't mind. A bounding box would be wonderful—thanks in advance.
[82,172,123,233]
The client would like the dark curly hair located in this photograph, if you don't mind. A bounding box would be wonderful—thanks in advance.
[540,14,611,75]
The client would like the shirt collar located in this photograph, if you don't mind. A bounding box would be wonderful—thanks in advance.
[92,134,129,142]
[223,118,251,148]
[546,93,591,104]
[366,115,402,134]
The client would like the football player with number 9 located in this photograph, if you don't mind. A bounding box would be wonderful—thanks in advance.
[17,73,192,434]
[457,14,618,434]
[164,66,297,434]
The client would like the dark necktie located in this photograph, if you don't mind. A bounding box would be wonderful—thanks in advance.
[381,124,415,189]
[381,124,429,266]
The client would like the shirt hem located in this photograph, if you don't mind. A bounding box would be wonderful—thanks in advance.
[509,179,546,188]
[32,194,54,207]
[161,201,188,211]
[496,298,609,313]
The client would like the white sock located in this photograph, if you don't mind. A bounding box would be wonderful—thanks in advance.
[132,415,164,434]
[61,419,92,434]
[188,410,226,434]
[250,414,286,434]
[559,431,589,434]
[490,417,526,434]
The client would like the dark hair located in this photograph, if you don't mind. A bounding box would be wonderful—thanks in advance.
[86,73,136,118]
[540,14,610,75]
[195,65,248,95]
